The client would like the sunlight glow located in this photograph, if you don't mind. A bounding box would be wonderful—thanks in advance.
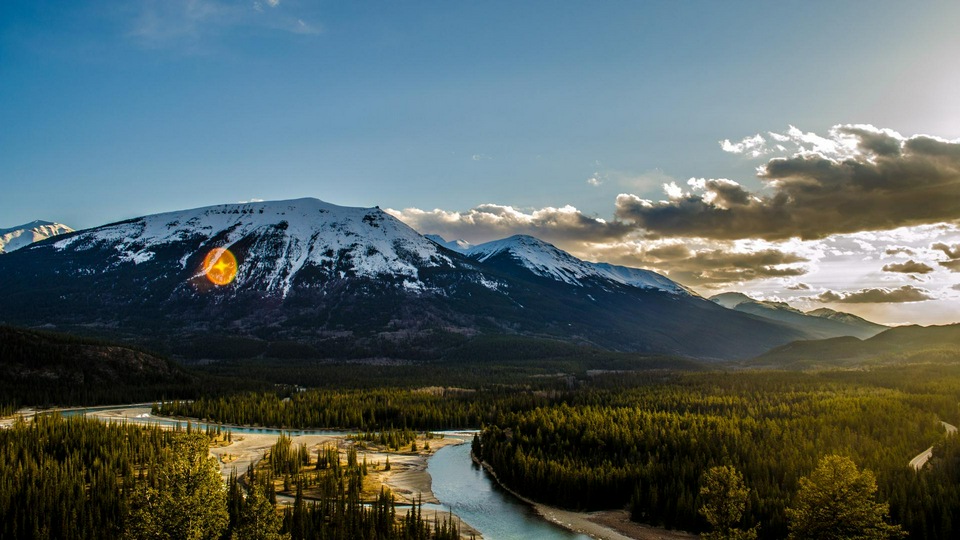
[202,248,237,286]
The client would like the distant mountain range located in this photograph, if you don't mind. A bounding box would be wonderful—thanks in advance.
[749,323,960,369]
[0,220,73,254]
[709,292,887,340]
[0,198,824,360]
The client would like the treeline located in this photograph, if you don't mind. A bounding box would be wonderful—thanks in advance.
[475,370,959,539]
[0,325,266,408]
[0,414,459,540]
[156,386,557,430]
[0,414,187,539]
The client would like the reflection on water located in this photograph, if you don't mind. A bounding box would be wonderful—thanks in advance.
[427,442,591,540]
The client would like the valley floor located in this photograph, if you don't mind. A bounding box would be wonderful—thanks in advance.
[84,406,482,538]
[9,404,702,540]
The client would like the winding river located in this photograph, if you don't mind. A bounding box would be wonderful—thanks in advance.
[426,442,591,540]
[51,406,589,540]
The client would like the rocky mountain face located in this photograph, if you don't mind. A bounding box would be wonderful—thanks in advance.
[709,292,887,340]
[0,198,808,360]
[0,220,73,253]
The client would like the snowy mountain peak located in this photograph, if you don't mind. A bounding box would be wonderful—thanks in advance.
[424,234,474,252]
[46,198,454,296]
[464,234,688,294]
[0,220,74,254]
[710,292,756,309]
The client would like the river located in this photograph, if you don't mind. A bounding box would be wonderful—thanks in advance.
[427,442,591,540]
[49,406,591,540]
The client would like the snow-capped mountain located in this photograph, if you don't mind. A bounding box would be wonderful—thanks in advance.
[47,198,454,297]
[0,198,809,360]
[438,234,690,295]
[0,220,73,253]
[805,308,888,335]
[710,292,886,340]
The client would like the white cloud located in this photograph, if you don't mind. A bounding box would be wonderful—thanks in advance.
[720,133,770,157]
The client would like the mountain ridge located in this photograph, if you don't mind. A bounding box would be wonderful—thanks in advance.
[709,292,887,340]
[0,220,74,254]
[0,197,807,360]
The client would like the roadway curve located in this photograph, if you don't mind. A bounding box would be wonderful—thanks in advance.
[909,421,958,470]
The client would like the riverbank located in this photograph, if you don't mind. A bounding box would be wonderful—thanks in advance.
[473,452,698,540]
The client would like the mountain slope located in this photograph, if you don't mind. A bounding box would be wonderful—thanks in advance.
[0,220,73,254]
[806,308,887,336]
[0,325,199,406]
[451,234,690,294]
[0,198,807,360]
[750,323,960,369]
[710,292,886,340]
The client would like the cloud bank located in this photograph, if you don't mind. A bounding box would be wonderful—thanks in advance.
[817,285,934,304]
[882,260,934,274]
[617,125,960,240]
[387,204,629,245]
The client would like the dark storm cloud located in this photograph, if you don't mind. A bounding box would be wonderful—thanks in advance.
[786,282,811,290]
[882,260,935,274]
[591,245,808,286]
[615,126,960,240]
[932,242,960,259]
[932,242,960,272]
[884,247,915,256]
[817,285,934,304]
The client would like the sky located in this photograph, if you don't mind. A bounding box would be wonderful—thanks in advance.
[2,1,959,325]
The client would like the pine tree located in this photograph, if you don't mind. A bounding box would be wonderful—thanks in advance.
[699,465,757,540]
[124,433,228,540]
[787,455,904,540]
[232,482,288,540]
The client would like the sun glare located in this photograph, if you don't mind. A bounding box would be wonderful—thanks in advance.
[202,248,238,286]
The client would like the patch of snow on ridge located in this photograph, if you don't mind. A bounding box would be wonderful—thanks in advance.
[425,234,474,252]
[467,235,689,295]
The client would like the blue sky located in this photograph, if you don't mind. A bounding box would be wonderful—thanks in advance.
[2,1,960,324]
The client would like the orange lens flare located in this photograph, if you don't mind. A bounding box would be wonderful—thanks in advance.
[202,248,238,286]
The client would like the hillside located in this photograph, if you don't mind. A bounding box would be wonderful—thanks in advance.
[0,325,201,407]
[749,323,960,369]
[710,292,887,340]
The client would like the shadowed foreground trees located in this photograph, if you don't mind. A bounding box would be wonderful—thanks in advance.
[124,433,228,540]
[787,455,904,540]
[0,414,460,540]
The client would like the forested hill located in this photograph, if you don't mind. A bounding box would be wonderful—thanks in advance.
[0,325,201,407]
[749,323,960,369]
